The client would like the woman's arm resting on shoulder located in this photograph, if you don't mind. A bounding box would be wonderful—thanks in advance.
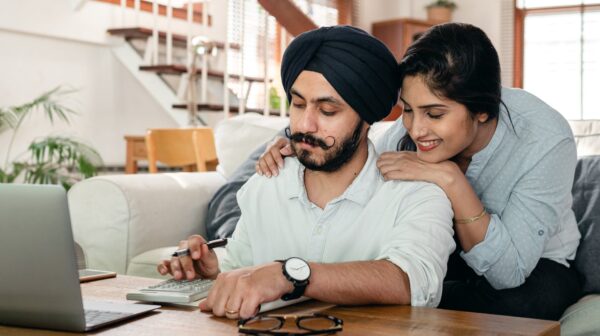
[460,138,578,289]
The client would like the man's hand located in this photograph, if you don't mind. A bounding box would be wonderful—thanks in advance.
[199,262,294,320]
[157,235,220,280]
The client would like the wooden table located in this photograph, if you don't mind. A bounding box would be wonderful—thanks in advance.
[124,135,147,174]
[0,275,560,335]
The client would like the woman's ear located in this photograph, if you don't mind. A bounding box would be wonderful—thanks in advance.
[477,112,490,123]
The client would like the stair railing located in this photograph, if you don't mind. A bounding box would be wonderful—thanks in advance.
[239,0,246,115]
[223,0,230,118]
[166,0,173,65]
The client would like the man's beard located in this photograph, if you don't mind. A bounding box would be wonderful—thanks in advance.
[288,119,364,172]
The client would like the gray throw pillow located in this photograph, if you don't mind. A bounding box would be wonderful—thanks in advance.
[572,155,600,294]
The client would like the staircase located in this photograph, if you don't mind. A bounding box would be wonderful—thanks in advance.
[101,0,322,128]
[103,3,288,126]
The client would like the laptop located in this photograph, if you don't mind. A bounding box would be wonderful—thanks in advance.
[0,184,160,332]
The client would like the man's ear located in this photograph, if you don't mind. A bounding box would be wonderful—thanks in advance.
[361,121,370,137]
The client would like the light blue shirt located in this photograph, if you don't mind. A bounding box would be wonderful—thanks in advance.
[221,141,456,306]
[375,87,581,290]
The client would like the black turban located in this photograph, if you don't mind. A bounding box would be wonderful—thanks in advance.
[281,25,400,124]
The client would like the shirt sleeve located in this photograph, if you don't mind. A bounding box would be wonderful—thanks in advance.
[377,183,455,307]
[460,137,577,289]
[218,183,255,272]
[374,117,406,154]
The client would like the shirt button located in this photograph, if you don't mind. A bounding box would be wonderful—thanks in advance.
[538,230,544,236]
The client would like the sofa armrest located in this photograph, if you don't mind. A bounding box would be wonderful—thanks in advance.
[68,172,226,274]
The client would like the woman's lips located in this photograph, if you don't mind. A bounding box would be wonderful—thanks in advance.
[416,139,441,152]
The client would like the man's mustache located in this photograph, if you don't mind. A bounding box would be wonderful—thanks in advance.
[285,127,335,150]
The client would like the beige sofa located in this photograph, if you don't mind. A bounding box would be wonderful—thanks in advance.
[68,114,600,335]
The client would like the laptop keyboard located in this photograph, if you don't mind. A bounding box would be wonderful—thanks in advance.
[85,309,131,326]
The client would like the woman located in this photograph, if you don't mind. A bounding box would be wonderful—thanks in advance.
[256,23,581,320]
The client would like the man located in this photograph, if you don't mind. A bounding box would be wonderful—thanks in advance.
[158,26,455,319]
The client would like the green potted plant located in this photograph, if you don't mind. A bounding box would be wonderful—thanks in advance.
[0,87,102,190]
[426,0,457,24]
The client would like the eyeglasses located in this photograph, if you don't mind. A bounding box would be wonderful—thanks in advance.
[238,313,343,335]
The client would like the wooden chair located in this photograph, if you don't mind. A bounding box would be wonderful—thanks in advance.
[145,128,218,173]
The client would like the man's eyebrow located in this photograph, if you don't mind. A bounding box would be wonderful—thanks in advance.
[400,97,447,109]
[291,88,342,106]
[313,96,342,105]
[290,88,304,100]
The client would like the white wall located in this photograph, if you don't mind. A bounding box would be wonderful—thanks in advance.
[358,0,512,85]
[0,0,230,167]
[357,0,507,75]
[0,30,178,166]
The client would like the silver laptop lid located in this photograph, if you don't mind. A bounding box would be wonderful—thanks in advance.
[0,184,85,332]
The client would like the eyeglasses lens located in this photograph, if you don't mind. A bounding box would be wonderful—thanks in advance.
[244,317,282,331]
[297,316,338,331]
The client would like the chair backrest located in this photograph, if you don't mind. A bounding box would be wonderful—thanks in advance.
[145,128,218,173]
[192,128,218,172]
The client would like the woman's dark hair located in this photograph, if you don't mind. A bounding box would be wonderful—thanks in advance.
[397,22,510,151]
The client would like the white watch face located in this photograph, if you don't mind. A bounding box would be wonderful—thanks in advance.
[285,257,310,281]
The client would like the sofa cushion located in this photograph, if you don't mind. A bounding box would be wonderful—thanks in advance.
[560,294,600,336]
[569,120,600,156]
[213,113,289,179]
[572,155,600,294]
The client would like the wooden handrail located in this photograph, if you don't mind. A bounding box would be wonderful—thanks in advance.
[96,0,212,25]
[107,27,240,49]
[257,0,317,37]
[139,65,267,82]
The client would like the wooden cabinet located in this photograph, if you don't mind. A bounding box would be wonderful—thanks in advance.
[372,18,433,62]
[372,18,432,121]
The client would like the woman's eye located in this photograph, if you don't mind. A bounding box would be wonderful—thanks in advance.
[403,107,413,113]
[320,110,335,116]
[427,112,443,119]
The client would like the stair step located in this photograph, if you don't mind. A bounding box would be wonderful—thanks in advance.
[140,65,267,83]
[172,104,282,115]
[108,27,240,50]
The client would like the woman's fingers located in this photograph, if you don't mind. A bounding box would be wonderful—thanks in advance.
[260,152,279,177]
[280,144,294,156]
[257,155,273,177]
[256,137,292,176]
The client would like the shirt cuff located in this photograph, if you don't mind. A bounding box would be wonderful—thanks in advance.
[460,213,511,275]
[382,255,441,307]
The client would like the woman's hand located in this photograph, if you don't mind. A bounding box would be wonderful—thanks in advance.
[376,151,461,190]
[255,137,295,177]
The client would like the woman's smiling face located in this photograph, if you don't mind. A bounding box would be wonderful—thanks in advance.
[400,75,490,163]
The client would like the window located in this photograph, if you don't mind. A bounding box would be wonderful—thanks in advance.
[227,0,342,111]
[516,1,600,120]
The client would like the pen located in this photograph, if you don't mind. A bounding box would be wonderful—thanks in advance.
[171,238,228,258]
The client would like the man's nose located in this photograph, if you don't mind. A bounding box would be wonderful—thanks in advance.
[297,107,319,133]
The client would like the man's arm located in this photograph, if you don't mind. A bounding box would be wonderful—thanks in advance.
[199,259,410,319]
[306,260,410,305]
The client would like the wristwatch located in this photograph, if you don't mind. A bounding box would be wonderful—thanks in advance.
[277,257,311,301]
